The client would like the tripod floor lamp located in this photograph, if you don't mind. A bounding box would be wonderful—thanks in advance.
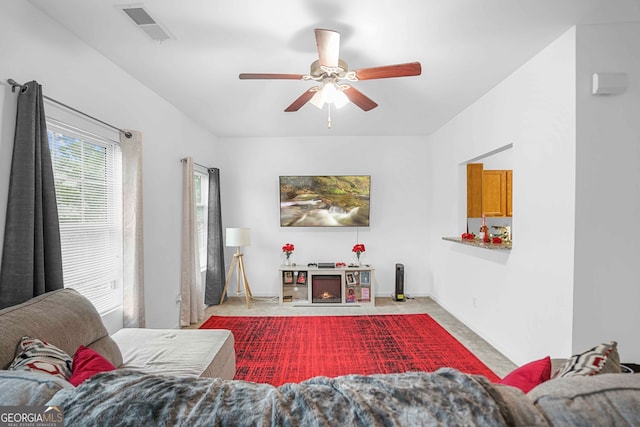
[220,227,253,308]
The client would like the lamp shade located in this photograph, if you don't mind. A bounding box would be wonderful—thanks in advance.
[226,227,251,247]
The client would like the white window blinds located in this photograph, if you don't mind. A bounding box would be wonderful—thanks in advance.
[47,119,123,314]
[194,168,209,271]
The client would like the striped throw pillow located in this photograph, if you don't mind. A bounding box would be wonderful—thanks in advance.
[554,341,620,378]
[9,336,72,380]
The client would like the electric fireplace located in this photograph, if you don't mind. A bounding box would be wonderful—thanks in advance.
[311,274,342,303]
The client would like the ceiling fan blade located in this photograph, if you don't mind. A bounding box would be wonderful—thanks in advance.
[342,86,378,111]
[239,73,305,80]
[284,89,316,112]
[315,29,340,68]
[353,62,422,80]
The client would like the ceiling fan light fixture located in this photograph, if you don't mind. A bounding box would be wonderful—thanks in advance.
[322,82,337,103]
[310,83,350,110]
[309,90,325,109]
[334,89,349,109]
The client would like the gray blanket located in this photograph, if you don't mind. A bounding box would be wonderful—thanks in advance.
[48,368,521,426]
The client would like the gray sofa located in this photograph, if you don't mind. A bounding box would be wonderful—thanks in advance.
[0,289,235,403]
[1,289,639,426]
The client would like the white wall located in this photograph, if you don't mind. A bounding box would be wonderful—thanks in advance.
[573,23,640,360]
[215,136,429,299]
[426,29,577,365]
[0,0,218,330]
[481,147,513,170]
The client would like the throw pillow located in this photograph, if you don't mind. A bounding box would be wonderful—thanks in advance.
[554,341,621,378]
[69,345,116,386]
[499,356,551,393]
[9,336,72,380]
[0,370,73,406]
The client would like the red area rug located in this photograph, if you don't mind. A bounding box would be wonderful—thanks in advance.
[200,314,500,386]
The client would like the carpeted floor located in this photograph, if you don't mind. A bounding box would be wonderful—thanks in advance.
[200,313,500,386]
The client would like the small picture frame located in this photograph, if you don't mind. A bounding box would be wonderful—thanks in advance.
[360,271,370,285]
[346,272,356,285]
[283,271,294,284]
[297,271,307,285]
[360,286,370,302]
[346,287,356,303]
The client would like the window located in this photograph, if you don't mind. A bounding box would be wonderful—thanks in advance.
[194,168,209,271]
[47,119,123,314]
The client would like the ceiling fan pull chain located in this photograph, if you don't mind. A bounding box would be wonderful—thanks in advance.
[327,103,332,129]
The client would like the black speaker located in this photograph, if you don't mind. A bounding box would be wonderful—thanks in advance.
[394,263,405,301]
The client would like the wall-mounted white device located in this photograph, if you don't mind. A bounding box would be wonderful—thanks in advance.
[592,72,628,95]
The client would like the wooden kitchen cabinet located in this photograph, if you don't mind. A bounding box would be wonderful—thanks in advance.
[467,164,512,218]
[482,170,507,217]
[506,170,512,217]
[467,163,483,218]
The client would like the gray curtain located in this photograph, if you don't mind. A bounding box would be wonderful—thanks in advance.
[204,168,226,305]
[0,81,63,309]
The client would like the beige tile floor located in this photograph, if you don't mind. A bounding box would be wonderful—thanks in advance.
[187,295,517,378]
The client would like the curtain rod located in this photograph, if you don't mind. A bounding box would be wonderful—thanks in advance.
[180,157,213,171]
[7,79,132,139]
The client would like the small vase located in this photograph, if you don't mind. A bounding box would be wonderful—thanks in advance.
[284,258,291,266]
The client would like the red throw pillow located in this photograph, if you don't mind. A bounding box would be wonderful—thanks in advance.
[69,345,116,386]
[499,356,551,393]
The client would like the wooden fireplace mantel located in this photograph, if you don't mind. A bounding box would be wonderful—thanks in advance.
[278,265,375,307]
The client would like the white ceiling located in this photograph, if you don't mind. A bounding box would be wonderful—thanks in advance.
[29,0,640,138]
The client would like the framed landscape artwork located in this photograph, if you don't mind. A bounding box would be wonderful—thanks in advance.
[279,175,371,227]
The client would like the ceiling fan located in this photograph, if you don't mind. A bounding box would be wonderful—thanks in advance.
[239,29,421,126]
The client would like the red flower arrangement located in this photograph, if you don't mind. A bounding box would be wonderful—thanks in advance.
[282,243,295,260]
[352,243,366,263]
[461,233,503,245]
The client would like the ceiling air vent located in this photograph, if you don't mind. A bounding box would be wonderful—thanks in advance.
[120,6,172,41]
